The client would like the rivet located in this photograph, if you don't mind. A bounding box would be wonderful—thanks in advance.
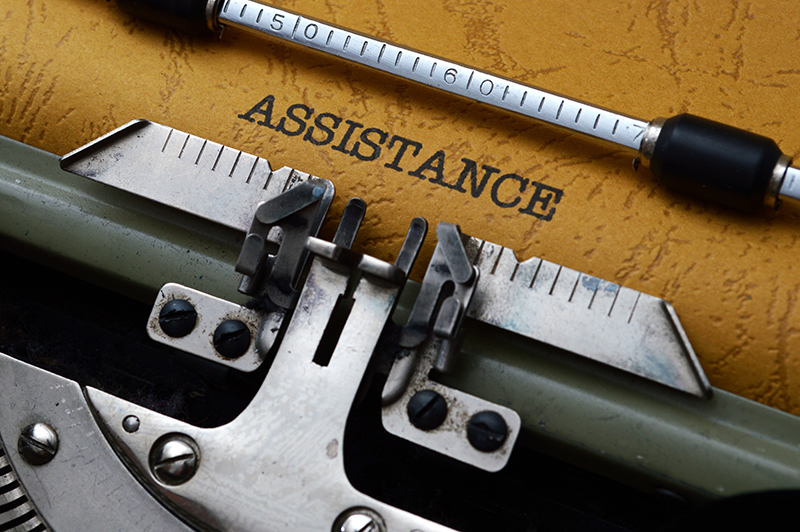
[122,415,140,433]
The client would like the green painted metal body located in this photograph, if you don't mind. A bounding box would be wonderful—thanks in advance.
[1,134,799,505]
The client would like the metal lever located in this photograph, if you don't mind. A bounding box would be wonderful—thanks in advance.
[236,180,334,308]
[305,201,427,286]
[399,223,479,374]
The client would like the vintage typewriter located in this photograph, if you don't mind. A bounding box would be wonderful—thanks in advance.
[2,1,800,530]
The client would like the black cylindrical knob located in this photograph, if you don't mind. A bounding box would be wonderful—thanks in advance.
[650,113,783,211]
[116,0,213,34]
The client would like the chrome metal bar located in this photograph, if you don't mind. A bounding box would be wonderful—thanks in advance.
[779,165,800,210]
[216,0,649,150]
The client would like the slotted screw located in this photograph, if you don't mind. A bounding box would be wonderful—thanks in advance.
[150,435,199,486]
[467,411,508,452]
[18,423,59,465]
[407,390,448,431]
[213,319,251,359]
[159,299,197,337]
[336,509,385,532]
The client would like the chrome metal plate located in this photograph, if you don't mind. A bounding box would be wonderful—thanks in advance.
[148,283,276,372]
[382,338,521,473]
[0,354,193,532]
[464,237,711,398]
[60,119,331,232]
[87,260,458,532]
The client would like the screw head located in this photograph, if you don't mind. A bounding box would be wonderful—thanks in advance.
[213,319,251,359]
[18,423,59,465]
[159,299,197,338]
[335,509,385,532]
[407,390,448,431]
[149,434,199,486]
[122,415,140,433]
[467,411,508,452]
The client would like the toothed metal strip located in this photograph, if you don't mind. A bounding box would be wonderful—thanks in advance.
[0,445,47,532]
[462,236,711,397]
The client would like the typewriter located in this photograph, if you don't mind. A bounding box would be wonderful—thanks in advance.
[2,1,800,530]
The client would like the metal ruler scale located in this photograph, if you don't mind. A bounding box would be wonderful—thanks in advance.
[218,0,648,150]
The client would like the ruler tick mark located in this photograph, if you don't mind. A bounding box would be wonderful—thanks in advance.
[394,51,402,66]
[568,274,580,302]
[491,247,504,275]
[223,0,230,13]
[212,147,224,172]
[256,9,263,23]
[326,30,333,46]
[520,91,527,107]
[178,134,190,159]
[587,281,600,309]
[246,158,258,184]
[556,101,564,120]
[377,44,386,63]
[593,114,600,129]
[529,259,543,288]
[229,151,242,177]
[607,287,620,317]
[473,239,486,265]
[612,119,620,135]
[549,266,563,295]
[502,85,509,101]
[628,293,641,324]
[239,3,246,17]
[282,169,298,191]
[291,17,300,38]
[430,62,437,77]
[538,97,545,113]
[161,129,173,152]
[360,40,368,56]
[466,71,474,90]
[575,108,582,123]
[510,263,519,282]
[412,57,419,73]
[194,140,207,164]
[343,35,350,51]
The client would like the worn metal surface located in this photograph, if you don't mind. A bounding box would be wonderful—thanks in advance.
[148,283,272,372]
[0,354,194,532]
[4,131,800,505]
[463,236,711,398]
[60,120,329,234]
[87,259,457,532]
[382,335,521,472]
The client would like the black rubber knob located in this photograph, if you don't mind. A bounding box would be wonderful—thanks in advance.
[650,113,783,211]
[116,0,212,34]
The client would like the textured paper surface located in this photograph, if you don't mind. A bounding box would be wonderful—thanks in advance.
[2,0,800,414]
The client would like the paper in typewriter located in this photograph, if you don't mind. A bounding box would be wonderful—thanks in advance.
[1,0,800,414]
